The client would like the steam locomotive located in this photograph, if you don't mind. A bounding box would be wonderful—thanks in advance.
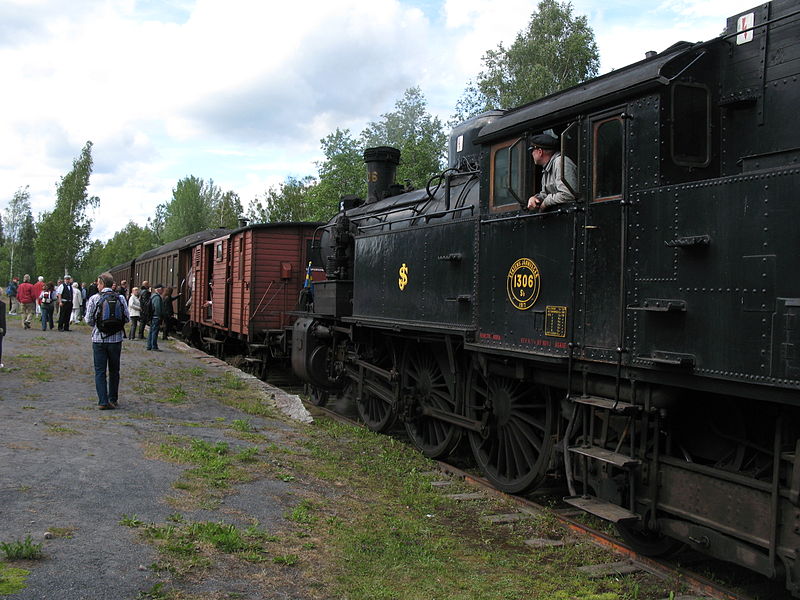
[292,1,800,594]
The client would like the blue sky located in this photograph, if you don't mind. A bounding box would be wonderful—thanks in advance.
[0,0,760,241]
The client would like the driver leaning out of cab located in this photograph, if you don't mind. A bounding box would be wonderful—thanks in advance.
[527,133,577,212]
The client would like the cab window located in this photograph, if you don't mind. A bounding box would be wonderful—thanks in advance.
[593,117,623,201]
[489,138,526,212]
[672,83,710,167]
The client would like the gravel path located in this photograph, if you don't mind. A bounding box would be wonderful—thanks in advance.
[0,316,316,599]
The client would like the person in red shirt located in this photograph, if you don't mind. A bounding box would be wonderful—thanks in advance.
[16,274,36,330]
[32,276,44,317]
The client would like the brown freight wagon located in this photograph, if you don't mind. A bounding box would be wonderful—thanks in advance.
[186,222,323,372]
[133,229,229,322]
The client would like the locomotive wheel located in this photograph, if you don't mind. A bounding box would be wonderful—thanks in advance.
[401,345,462,459]
[355,340,398,433]
[467,371,557,494]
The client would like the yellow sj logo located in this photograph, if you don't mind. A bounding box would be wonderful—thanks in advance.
[506,258,541,310]
[398,263,409,290]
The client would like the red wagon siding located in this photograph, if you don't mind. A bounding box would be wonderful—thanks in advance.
[189,222,322,343]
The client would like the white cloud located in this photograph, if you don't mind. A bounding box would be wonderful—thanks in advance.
[0,0,766,248]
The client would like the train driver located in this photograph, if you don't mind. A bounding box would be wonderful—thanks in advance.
[526,133,578,212]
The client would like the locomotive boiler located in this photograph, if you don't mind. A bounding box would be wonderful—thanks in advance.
[293,1,800,594]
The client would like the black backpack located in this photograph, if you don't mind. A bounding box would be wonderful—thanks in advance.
[95,292,127,337]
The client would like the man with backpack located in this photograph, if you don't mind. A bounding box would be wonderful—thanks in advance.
[85,272,130,410]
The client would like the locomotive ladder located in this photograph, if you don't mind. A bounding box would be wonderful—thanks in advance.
[562,165,646,524]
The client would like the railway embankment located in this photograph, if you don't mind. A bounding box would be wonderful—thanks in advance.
[0,316,690,599]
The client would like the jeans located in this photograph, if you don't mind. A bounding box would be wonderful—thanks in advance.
[41,305,54,330]
[92,342,122,406]
[129,316,140,339]
[147,317,160,350]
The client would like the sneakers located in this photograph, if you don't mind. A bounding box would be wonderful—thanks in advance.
[99,404,115,410]
[0,363,4,368]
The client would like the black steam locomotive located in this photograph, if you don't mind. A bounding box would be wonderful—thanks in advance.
[293,1,800,593]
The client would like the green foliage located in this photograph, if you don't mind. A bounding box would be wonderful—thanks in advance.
[453,0,599,121]
[3,186,33,280]
[161,176,209,242]
[307,128,366,217]
[0,536,43,560]
[159,177,242,243]
[75,221,159,283]
[248,87,446,223]
[35,141,99,278]
[361,87,447,189]
[247,175,317,223]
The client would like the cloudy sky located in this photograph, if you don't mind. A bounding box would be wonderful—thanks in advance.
[0,0,760,241]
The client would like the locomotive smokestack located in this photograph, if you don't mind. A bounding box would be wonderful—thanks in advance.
[363,146,400,204]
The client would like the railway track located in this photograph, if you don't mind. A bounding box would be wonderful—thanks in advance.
[305,400,789,600]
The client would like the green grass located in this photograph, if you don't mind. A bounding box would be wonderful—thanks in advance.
[0,536,43,560]
[141,520,273,576]
[0,562,30,594]
[151,437,260,509]
[120,514,145,528]
[46,423,80,435]
[230,419,252,432]
[163,385,188,404]
[280,417,679,600]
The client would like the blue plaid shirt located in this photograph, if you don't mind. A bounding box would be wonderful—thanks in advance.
[85,288,130,343]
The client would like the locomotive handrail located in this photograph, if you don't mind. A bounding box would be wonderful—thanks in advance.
[479,205,577,224]
[720,8,800,42]
[357,205,475,232]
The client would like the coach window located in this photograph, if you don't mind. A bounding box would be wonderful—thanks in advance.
[672,83,710,167]
[593,117,623,201]
[215,242,223,261]
[490,138,526,212]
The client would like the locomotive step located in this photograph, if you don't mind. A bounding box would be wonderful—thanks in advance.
[563,495,639,523]
[570,395,640,413]
[568,445,641,469]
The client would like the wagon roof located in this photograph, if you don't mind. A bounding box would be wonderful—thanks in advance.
[136,228,231,261]
[108,259,134,272]
[227,221,325,236]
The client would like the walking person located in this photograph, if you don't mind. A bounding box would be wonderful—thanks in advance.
[70,281,83,323]
[146,284,164,352]
[128,287,141,340]
[56,275,75,331]
[33,276,44,317]
[17,274,36,330]
[0,295,5,367]
[80,283,88,320]
[85,272,129,410]
[6,277,19,315]
[162,286,180,340]
[138,281,151,340]
[39,283,55,331]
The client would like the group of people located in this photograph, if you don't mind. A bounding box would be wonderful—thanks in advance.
[5,274,96,332]
[4,274,180,343]
[125,281,180,351]
[2,271,183,409]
